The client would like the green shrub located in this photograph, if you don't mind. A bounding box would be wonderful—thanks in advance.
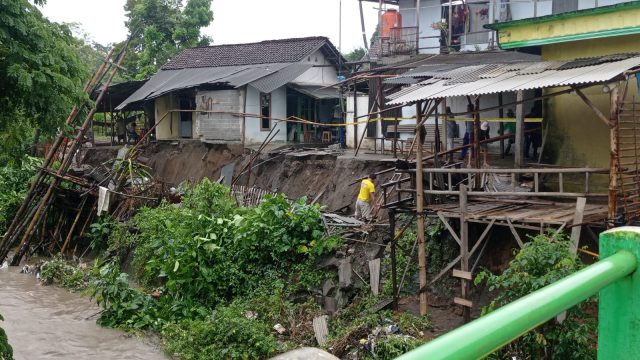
[89,262,159,329]
[39,255,89,290]
[162,308,278,360]
[363,335,424,360]
[475,234,596,359]
[0,313,12,360]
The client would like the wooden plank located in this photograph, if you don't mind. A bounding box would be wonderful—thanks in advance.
[507,218,524,248]
[313,315,329,346]
[369,259,381,296]
[570,197,587,254]
[469,219,495,256]
[438,212,462,246]
[430,255,462,285]
[452,269,472,280]
[454,297,473,308]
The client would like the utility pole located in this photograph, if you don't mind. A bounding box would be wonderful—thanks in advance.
[359,0,369,50]
[415,0,421,55]
[416,100,428,316]
[339,0,342,52]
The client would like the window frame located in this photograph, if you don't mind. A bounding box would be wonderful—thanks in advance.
[260,92,271,131]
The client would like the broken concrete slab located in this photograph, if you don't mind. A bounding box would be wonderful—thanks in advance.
[312,315,329,346]
[338,257,352,287]
[368,258,381,296]
[270,347,338,360]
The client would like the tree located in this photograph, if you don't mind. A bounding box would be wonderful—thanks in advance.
[0,0,88,164]
[0,313,12,360]
[343,47,366,62]
[122,0,214,79]
[475,234,596,359]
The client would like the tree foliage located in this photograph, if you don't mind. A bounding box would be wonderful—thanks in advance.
[343,47,366,62]
[0,313,12,360]
[0,0,89,160]
[475,234,596,359]
[122,0,214,79]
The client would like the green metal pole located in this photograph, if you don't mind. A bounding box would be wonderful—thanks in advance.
[396,249,637,360]
[599,227,640,359]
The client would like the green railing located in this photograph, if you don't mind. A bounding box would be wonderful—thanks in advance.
[397,227,640,360]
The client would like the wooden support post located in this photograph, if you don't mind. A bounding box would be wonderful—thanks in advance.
[415,100,429,316]
[474,97,481,170]
[390,210,398,310]
[353,81,358,148]
[507,218,525,248]
[499,93,505,158]
[60,197,87,254]
[570,197,587,254]
[460,185,471,323]
[515,91,525,168]
[608,85,620,227]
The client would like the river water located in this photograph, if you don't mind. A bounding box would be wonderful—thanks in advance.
[0,267,168,360]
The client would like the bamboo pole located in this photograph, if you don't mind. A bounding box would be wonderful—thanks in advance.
[60,196,87,254]
[415,100,428,316]
[9,49,126,266]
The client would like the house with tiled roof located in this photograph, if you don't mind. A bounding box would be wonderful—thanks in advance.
[117,37,344,144]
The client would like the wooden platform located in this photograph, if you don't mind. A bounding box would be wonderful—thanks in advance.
[427,199,608,226]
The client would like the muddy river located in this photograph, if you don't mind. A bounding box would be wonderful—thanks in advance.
[0,267,167,360]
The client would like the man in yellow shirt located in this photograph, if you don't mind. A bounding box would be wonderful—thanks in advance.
[355,174,376,220]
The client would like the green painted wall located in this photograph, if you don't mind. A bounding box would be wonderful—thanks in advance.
[542,35,640,191]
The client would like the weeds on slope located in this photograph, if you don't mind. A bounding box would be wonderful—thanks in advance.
[85,179,342,358]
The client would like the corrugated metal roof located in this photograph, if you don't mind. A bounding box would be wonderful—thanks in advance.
[116,63,303,110]
[388,55,640,105]
[288,84,339,99]
[250,63,312,93]
[383,76,419,85]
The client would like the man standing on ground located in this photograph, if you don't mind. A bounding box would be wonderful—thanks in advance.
[355,174,376,220]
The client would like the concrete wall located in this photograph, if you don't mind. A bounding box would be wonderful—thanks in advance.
[155,95,180,140]
[541,34,640,181]
[293,50,338,85]
[245,85,287,145]
[195,89,243,143]
[346,94,371,149]
[398,0,442,54]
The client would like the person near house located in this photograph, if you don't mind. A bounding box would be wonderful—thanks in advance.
[502,109,516,156]
[116,117,127,144]
[355,174,376,220]
[445,107,458,161]
[524,109,542,159]
[480,121,490,165]
[524,118,542,159]
[460,103,475,160]
[128,122,139,144]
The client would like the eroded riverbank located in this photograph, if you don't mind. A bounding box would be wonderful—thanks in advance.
[0,267,167,360]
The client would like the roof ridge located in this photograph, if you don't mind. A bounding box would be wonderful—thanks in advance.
[189,36,329,50]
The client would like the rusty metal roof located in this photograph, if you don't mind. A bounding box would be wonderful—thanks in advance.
[387,54,640,105]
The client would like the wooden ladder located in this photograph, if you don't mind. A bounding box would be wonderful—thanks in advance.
[617,96,640,222]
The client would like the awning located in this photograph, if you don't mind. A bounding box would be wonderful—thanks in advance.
[288,84,340,99]
[387,54,640,105]
[116,62,311,110]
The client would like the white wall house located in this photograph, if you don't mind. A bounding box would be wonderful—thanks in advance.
[117,37,344,145]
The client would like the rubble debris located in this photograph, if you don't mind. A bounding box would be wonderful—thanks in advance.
[312,315,329,346]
